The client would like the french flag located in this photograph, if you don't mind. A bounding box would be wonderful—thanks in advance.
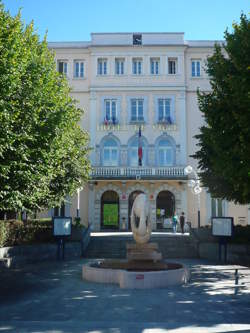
[138,126,142,166]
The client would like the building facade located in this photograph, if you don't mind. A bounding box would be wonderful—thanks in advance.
[47,33,250,230]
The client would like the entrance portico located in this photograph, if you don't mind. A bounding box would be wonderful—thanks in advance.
[89,167,187,231]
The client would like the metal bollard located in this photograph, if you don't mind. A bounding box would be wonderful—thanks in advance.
[234,269,239,295]
[235,269,239,284]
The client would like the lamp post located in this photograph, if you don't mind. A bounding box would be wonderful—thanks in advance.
[77,187,83,218]
[184,165,202,228]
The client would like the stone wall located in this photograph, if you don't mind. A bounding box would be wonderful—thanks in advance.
[0,228,91,269]
[191,227,250,266]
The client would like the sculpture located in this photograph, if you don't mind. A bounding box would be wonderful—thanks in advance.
[130,193,152,244]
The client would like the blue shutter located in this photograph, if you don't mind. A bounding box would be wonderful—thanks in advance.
[197,61,200,76]
[156,61,159,74]
[80,62,84,77]
[138,61,141,74]
[192,61,195,77]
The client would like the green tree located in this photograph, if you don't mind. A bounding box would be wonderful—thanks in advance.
[193,14,250,204]
[0,3,90,214]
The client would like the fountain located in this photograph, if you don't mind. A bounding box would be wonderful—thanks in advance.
[82,194,190,288]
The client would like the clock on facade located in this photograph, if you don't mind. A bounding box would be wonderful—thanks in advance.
[133,34,142,45]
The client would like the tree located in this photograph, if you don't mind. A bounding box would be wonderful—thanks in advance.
[193,14,250,204]
[0,3,90,214]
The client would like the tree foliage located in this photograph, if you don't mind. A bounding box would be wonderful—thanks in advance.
[0,3,90,212]
[193,14,250,204]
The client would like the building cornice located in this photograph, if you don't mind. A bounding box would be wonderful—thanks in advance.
[89,85,187,92]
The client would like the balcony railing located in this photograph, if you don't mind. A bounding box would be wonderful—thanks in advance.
[91,166,186,180]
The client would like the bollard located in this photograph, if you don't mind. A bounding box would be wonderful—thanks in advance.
[234,269,239,295]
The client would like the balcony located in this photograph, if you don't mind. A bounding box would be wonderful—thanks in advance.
[97,123,177,132]
[91,166,187,180]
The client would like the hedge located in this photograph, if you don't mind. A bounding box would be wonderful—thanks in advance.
[230,225,250,244]
[0,219,54,247]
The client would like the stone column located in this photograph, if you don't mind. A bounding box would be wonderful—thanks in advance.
[150,183,157,230]
[120,145,128,166]
[180,185,187,216]
[119,182,128,230]
[88,183,96,229]
[148,144,155,166]
[178,91,187,165]
[90,91,97,165]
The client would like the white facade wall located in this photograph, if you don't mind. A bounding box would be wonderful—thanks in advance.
[48,33,248,229]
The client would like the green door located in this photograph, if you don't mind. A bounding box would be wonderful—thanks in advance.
[101,191,119,229]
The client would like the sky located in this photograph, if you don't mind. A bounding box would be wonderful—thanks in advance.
[2,0,249,42]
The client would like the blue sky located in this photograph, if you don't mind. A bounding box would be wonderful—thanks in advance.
[2,0,249,42]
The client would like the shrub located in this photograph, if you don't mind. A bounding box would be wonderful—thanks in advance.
[230,225,250,244]
[0,219,54,247]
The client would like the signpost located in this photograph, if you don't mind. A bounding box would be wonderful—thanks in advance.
[53,217,72,260]
[212,217,233,263]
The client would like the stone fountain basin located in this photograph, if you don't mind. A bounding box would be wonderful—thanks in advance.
[82,259,190,289]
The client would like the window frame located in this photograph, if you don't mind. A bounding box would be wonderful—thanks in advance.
[101,137,120,166]
[115,58,125,75]
[154,95,175,124]
[130,98,144,122]
[191,59,201,77]
[211,198,225,217]
[168,58,177,75]
[158,98,171,123]
[150,58,160,75]
[132,58,143,75]
[97,58,108,75]
[155,135,176,166]
[104,99,118,123]
[74,60,85,78]
[57,60,68,75]
[158,141,174,166]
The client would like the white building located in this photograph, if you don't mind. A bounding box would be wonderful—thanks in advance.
[47,32,250,230]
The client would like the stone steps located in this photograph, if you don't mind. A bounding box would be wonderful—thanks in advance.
[84,233,199,259]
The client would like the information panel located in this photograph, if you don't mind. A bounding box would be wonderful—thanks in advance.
[53,217,72,236]
[212,217,233,237]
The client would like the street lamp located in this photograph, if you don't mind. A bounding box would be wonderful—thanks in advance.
[184,165,202,228]
[77,187,83,218]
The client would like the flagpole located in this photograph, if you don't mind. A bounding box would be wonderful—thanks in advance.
[138,125,142,167]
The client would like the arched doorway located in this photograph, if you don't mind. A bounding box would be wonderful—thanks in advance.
[101,191,119,230]
[156,191,175,229]
[128,190,144,230]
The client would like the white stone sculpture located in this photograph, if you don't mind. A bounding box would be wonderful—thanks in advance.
[130,193,152,244]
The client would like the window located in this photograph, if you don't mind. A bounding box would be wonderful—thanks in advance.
[158,139,174,166]
[74,61,84,78]
[131,99,144,122]
[211,198,224,217]
[150,58,160,75]
[115,58,125,75]
[191,60,201,77]
[103,138,119,166]
[97,58,107,75]
[58,61,68,75]
[104,99,117,124]
[168,58,177,74]
[158,99,172,123]
[129,137,146,166]
[132,58,142,75]
[133,34,142,45]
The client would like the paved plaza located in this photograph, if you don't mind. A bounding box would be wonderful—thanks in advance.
[0,258,250,333]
